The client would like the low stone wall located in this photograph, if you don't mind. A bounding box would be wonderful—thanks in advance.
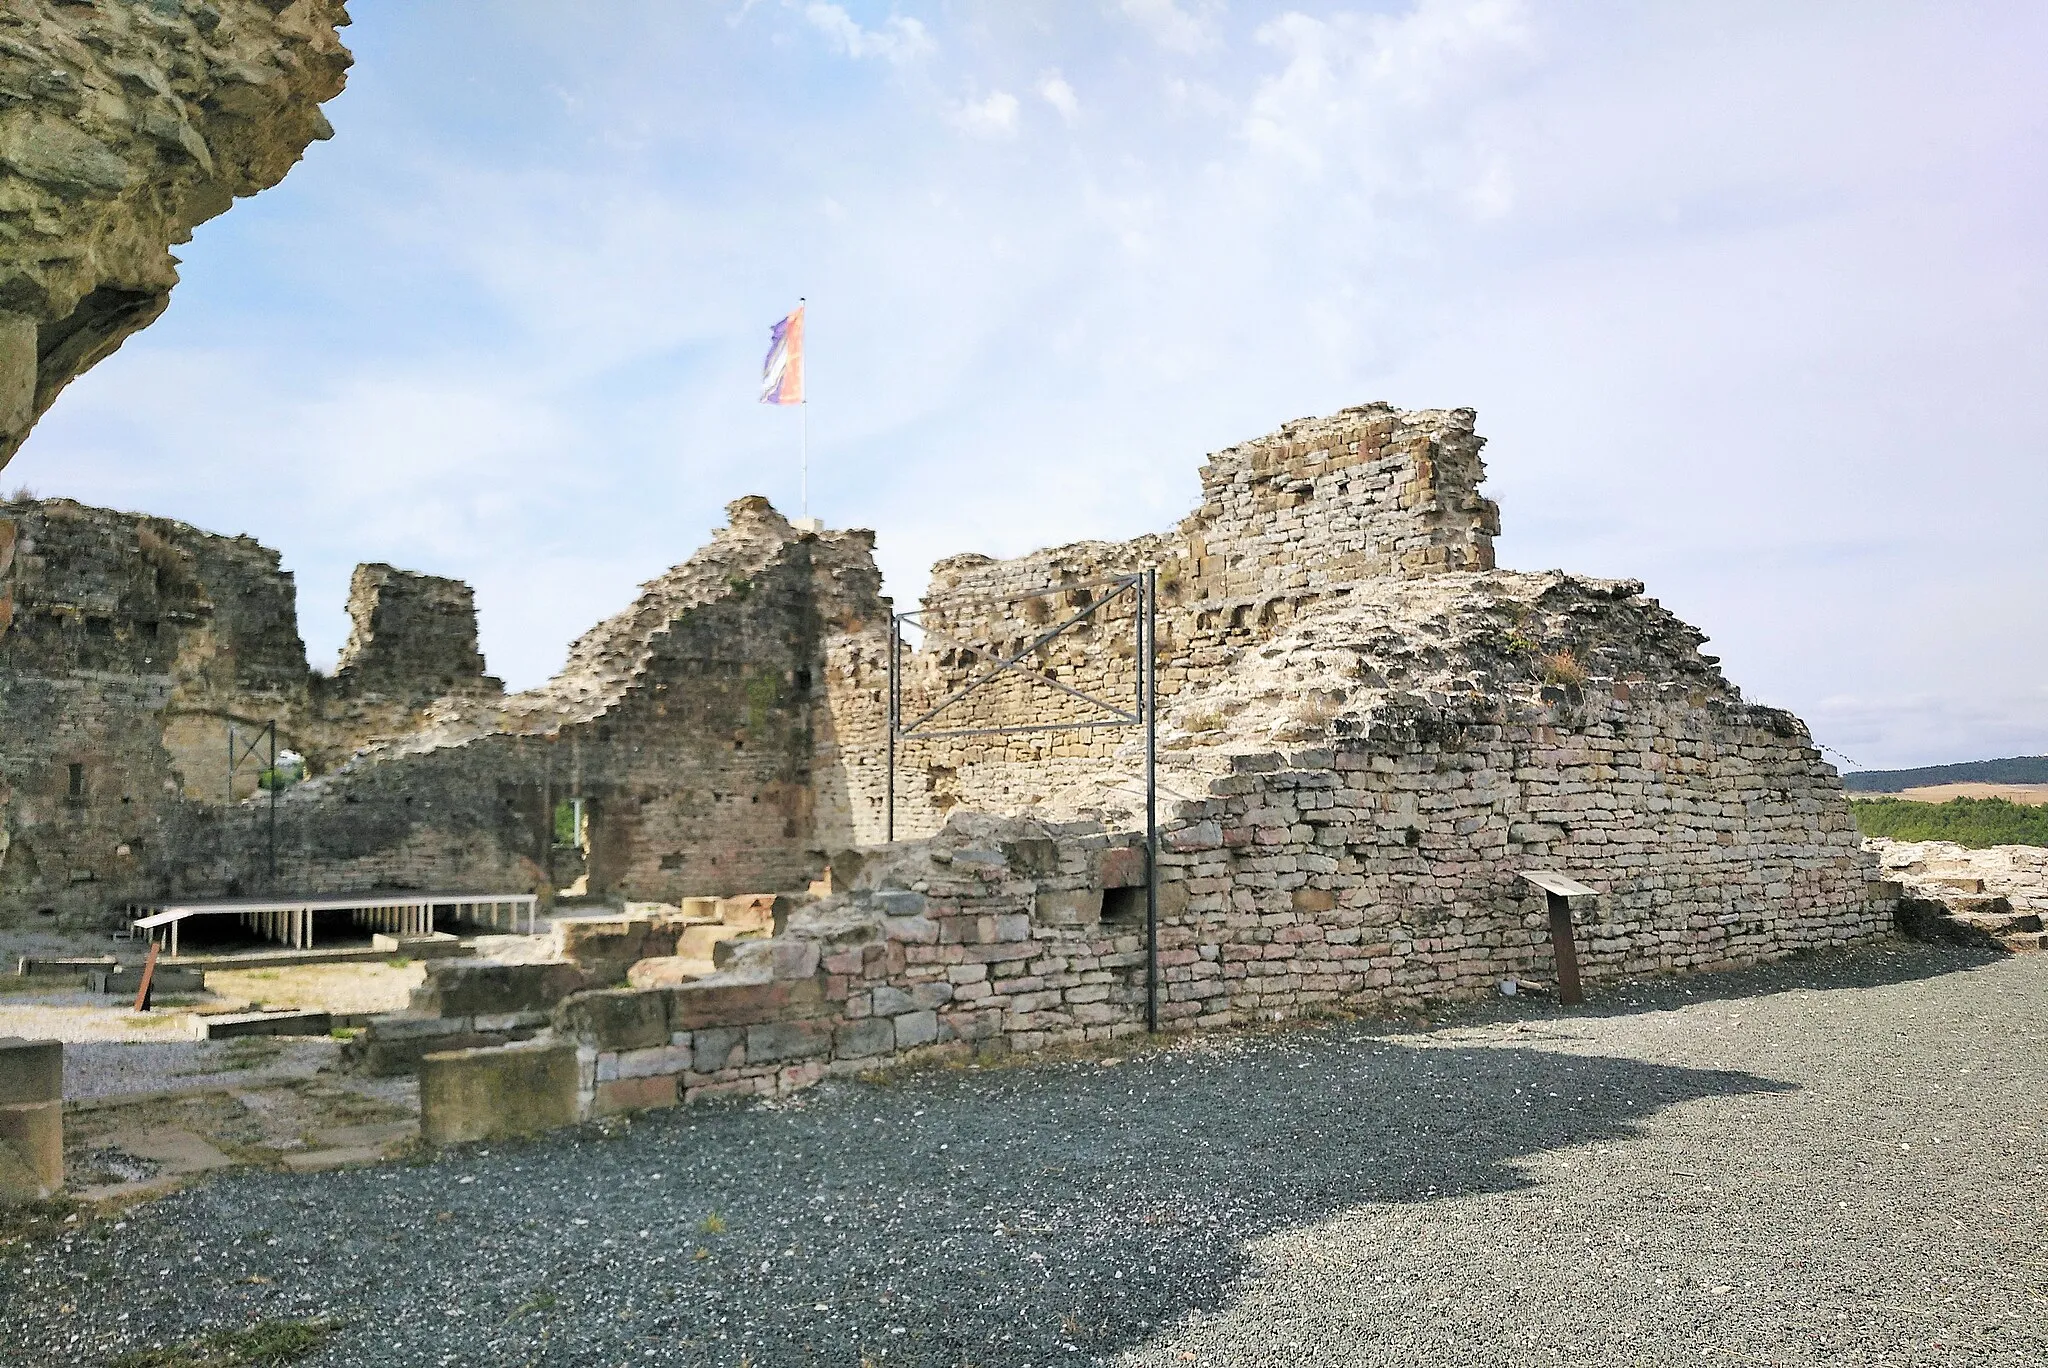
[551,709,1896,1118]
[342,960,586,1076]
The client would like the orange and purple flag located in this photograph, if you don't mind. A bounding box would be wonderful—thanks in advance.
[759,304,804,406]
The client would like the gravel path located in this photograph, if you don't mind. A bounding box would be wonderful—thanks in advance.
[2,943,2041,1367]
[59,1038,345,1102]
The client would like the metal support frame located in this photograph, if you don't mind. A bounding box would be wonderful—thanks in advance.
[226,719,278,887]
[887,571,1162,1031]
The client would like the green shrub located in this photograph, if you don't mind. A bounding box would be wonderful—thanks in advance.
[1850,796,2048,848]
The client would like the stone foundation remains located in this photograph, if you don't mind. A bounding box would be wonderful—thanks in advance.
[1868,837,2047,951]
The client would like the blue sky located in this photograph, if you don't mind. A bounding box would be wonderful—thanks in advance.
[11,0,2046,768]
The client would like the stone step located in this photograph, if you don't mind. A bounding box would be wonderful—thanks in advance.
[1936,893,2012,917]
[1953,910,2044,935]
[202,1009,332,1039]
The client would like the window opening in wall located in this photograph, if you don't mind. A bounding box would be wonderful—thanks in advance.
[1102,886,1146,922]
[66,763,84,800]
[552,798,588,851]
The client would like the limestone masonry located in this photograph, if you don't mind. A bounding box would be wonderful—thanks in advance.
[0,404,1901,1114]
[0,0,353,471]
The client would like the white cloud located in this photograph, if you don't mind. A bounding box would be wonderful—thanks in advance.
[1117,0,1220,55]
[16,0,2047,770]
[801,3,932,63]
[1039,70,1080,126]
[1241,0,1531,209]
[955,89,1020,138]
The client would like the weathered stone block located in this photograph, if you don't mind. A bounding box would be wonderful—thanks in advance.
[1099,846,1148,888]
[0,1038,62,1104]
[834,1016,895,1059]
[554,989,669,1052]
[884,915,939,944]
[0,1101,62,1201]
[594,1074,680,1116]
[616,1044,691,1078]
[419,1043,578,1147]
[894,1010,938,1048]
[746,1020,833,1064]
[692,1025,746,1074]
[1034,888,1102,927]
[204,1010,331,1039]
[412,961,588,1018]
[874,890,928,917]
[772,939,821,980]
[670,977,823,1030]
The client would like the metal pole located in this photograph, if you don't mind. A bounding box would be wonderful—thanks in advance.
[1547,891,1584,1006]
[1144,567,1159,1034]
[225,721,235,805]
[886,612,897,843]
[266,722,277,887]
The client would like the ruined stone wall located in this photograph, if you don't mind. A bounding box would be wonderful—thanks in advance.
[0,496,308,921]
[553,681,1889,1113]
[0,496,518,923]
[312,564,502,755]
[881,405,1501,837]
[0,0,353,470]
[334,564,493,696]
[217,501,894,907]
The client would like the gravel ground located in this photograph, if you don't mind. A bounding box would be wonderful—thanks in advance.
[2,943,2042,1367]
[59,1037,347,1102]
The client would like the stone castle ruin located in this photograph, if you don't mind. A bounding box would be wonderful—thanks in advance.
[0,403,1897,1111]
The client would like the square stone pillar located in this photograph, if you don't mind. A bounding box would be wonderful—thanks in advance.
[0,1037,63,1201]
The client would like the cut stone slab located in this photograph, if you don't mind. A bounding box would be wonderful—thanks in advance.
[203,1010,332,1039]
[308,1120,415,1150]
[98,1127,234,1176]
[419,1042,577,1147]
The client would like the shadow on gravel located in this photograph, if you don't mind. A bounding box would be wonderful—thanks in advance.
[2,1026,1797,1368]
[1436,940,2009,1033]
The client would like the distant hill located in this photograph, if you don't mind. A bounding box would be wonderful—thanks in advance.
[1841,756,2048,792]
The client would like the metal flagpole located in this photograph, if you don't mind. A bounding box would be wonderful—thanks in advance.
[799,296,808,520]
[1144,567,1159,1033]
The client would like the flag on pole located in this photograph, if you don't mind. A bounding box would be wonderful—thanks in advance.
[759,304,805,406]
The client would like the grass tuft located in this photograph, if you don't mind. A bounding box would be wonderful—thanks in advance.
[108,1316,341,1367]
[1536,648,1588,688]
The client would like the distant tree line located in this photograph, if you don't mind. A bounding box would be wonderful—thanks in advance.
[1851,797,2048,848]
[1843,755,2048,792]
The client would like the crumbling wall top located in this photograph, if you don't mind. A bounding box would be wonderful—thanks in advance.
[333,563,496,701]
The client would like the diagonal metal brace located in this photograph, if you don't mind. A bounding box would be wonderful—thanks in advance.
[898,577,1140,736]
